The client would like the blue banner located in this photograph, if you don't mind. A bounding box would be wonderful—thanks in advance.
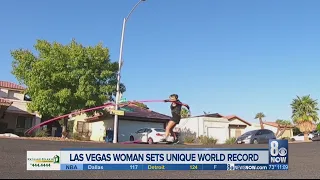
[60,164,288,171]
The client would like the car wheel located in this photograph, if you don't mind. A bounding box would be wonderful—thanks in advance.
[130,136,134,141]
[148,138,154,144]
[253,139,258,144]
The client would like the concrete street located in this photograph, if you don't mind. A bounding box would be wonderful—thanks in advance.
[0,138,319,179]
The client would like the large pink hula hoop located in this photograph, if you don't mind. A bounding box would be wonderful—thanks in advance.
[24,99,168,135]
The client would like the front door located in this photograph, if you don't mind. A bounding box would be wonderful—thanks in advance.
[235,129,241,138]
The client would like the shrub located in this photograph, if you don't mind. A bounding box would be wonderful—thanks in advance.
[71,133,90,141]
[184,136,196,143]
[225,137,237,145]
[281,137,295,142]
[179,128,197,143]
[197,135,217,145]
[35,130,49,137]
[62,131,69,138]
[72,133,82,140]
[81,135,90,141]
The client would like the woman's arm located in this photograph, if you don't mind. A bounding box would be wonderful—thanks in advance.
[164,99,189,109]
[182,103,190,110]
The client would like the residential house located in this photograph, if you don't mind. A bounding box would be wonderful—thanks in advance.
[0,81,41,136]
[245,122,294,138]
[177,113,252,144]
[71,103,171,142]
[224,115,252,138]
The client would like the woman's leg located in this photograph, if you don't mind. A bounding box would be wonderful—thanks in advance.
[163,120,176,140]
[170,125,177,140]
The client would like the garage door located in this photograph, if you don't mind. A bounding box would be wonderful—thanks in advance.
[118,120,165,142]
[207,127,227,144]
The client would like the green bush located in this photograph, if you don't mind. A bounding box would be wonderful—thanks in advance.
[179,128,197,143]
[72,133,82,140]
[281,137,295,142]
[35,130,49,137]
[71,133,90,141]
[197,135,217,145]
[81,136,90,141]
[184,136,196,143]
[225,137,237,145]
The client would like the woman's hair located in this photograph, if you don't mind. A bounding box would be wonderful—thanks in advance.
[170,94,179,99]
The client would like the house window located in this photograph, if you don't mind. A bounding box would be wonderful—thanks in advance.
[8,90,15,99]
[16,116,33,129]
[77,121,89,133]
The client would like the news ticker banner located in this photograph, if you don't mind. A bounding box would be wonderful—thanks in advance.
[27,140,288,171]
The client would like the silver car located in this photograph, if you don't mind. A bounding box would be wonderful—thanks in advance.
[236,129,276,144]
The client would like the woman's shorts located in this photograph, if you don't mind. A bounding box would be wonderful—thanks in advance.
[171,114,181,124]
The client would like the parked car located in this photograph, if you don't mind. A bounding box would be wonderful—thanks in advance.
[311,130,319,136]
[311,131,320,141]
[236,129,276,144]
[129,128,174,144]
[292,132,314,141]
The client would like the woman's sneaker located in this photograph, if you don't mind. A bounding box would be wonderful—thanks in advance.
[160,136,167,142]
[173,139,180,144]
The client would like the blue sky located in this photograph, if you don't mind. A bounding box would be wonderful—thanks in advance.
[1,0,320,123]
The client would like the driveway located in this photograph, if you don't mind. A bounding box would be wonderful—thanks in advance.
[0,138,319,179]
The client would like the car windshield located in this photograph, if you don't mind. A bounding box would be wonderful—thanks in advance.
[154,129,165,132]
[242,131,254,136]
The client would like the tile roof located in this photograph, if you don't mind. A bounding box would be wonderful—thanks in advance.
[264,121,294,128]
[0,81,25,91]
[86,103,171,121]
[193,113,224,118]
[224,115,252,126]
[121,104,171,120]
[0,98,13,106]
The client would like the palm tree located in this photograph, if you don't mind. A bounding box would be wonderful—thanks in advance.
[275,119,292,138]
[255,112,265,129]
[181,108,190,118]
[203,111,211,115]
[291,95,319,141]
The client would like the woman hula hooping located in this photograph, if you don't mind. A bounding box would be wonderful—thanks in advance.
[161,94,190,143]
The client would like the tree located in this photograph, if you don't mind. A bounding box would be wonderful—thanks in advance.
[132,101,149,109]
[291,95,319,141]
[292,127,301,136]
[11,39,126,135]
[255,112,265,129]
[275,119,292,138]
[181,107,190,118]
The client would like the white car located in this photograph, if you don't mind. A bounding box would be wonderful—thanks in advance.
[129,128,174,144]
[292,133,314,141]
[0,133,20,138]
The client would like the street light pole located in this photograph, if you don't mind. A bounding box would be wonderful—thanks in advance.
[113,0,146,144]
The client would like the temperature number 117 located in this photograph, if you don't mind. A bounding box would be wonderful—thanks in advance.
[130,165,139,170]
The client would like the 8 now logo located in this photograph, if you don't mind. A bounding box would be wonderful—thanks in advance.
[269,140,288,164]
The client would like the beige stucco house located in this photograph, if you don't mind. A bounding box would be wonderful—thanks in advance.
[245,122,294,138]
[70,103,171,142]
[0,81,41,136]
[224,115,252,138]
[178,113,252,144]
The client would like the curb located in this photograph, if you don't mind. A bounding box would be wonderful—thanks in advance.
[289,141,313,144]
[183,143,203,146]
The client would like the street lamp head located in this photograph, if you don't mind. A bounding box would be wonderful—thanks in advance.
[141,0,146,1]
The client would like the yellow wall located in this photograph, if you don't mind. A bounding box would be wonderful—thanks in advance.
[245,123,293,138]
[278,129,293,138]
[72,114,113,142]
